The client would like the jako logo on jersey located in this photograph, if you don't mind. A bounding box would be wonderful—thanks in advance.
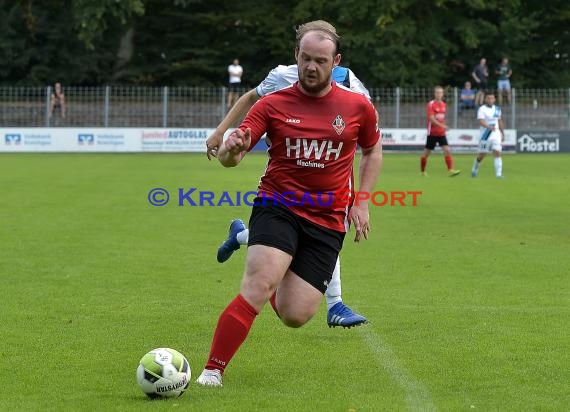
[285,138,343,161]
[332,115,346,135]
[286,118,301,123]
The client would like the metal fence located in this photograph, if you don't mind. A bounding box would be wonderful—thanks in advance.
[1,86,569,130]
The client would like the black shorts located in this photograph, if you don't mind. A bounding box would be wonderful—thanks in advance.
[228,83,241,92]
[248,200,345,293]
[475,81,488,91]
[425,135,449,150]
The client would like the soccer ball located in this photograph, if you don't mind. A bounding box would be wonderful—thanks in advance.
[136,348,191,398]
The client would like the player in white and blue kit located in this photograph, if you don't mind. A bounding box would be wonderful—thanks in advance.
[256,64,369,99]
[472,91,505,178]
[205,64,373,328]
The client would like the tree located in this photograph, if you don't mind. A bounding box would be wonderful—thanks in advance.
[71,0,144,50]
[121,0,296,86]
[0,0,142,85]
[0,0,567,87]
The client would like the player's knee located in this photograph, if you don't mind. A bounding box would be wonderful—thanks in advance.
[240,275,277,308]
[280,317,304,328]
[279,313,310,328]
[277,304,314,328]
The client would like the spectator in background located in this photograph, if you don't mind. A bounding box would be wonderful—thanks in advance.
[495,57,512,105]
[227,58,243,109]
[50,82,66,119]
[459,81,476,111]
[471,58,488,106]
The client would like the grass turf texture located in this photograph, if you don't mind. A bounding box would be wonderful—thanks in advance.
[0,153,568,411]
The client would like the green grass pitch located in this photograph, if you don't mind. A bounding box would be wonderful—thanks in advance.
[0,152,568,411]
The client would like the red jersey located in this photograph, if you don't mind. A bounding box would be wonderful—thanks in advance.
[240,82,380,232]
[426,99,446,136]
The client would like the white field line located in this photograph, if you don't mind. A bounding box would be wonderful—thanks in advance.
[359,326,437,412]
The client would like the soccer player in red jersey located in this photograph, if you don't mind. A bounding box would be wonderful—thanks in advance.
[196,20,382,387]
[420,86,461,177]
[207,34,374,327]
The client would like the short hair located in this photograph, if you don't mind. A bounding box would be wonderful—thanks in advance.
[295,20,340,54]
[484,90,495,97]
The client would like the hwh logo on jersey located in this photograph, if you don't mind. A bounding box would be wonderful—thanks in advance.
[285,138,344,161]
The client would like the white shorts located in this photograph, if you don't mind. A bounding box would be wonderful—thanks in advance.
[478,129,502,153]
[497,80,511,90]
[478,138,502,153]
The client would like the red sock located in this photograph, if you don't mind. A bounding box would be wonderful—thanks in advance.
[269,291,280,318]
[420,156,427,172]
[444,155,453,170]
[204,294,258,374]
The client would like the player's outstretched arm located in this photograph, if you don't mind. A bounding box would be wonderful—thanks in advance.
[351,140,382,242]
[206,89,260,160]
[217,128,251,167]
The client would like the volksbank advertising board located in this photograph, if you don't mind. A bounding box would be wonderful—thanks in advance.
[0,128,215,152]
[4,128,569,153]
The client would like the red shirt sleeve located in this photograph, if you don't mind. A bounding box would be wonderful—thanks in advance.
[358,100,380,149]
[427,101,435,119]
[238,98,268,152]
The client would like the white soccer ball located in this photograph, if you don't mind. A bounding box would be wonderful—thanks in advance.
[136,348,191,398]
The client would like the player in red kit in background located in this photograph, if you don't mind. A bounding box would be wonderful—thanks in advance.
[195,20,382,387]
[420,86,461,177]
